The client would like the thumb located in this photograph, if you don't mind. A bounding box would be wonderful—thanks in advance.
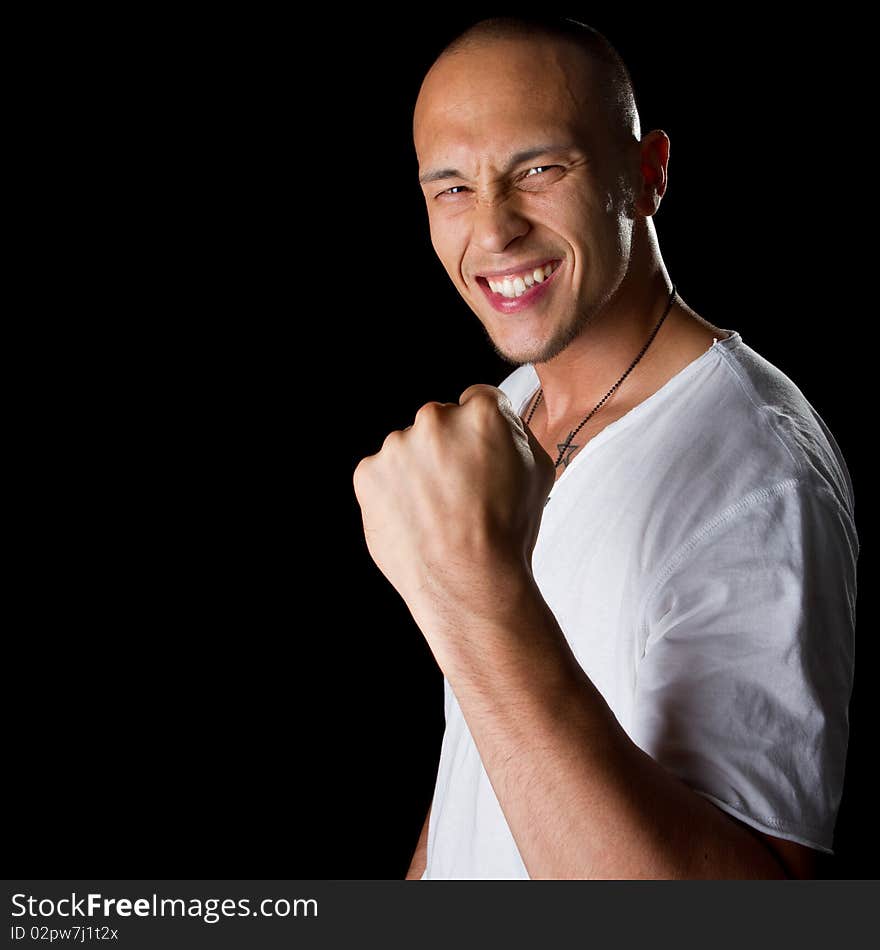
[459,383,529,433]
[458,382,507,406]
[459,382,554,489]
[459,382,522,429]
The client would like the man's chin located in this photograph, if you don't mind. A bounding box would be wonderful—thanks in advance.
[483,324,572,367]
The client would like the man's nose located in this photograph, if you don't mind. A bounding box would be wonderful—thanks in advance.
[470,195,530,253]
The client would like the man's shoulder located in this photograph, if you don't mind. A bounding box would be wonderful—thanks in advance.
[590,334,857,567]
[708,337,854,517]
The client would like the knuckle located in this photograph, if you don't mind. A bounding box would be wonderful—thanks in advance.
[477,391,498,413]
[414,400,444,425]
[381,429,403,451]
[469,393,501,425]
[352,456,370,495]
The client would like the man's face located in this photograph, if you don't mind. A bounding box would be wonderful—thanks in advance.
[413,37,637,366]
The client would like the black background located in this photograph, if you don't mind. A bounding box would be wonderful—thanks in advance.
[11,8,874,880]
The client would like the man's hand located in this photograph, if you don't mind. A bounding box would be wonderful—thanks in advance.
[352,384,555,665]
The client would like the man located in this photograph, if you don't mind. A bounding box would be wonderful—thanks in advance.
[352,15,858,879]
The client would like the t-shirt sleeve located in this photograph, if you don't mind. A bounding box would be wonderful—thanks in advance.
[630,477,858,854]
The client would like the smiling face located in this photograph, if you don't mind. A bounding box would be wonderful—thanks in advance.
[413,36,641,366]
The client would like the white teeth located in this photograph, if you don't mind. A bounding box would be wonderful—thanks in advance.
[484,260,559,298]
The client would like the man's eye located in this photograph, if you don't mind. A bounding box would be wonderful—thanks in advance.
[517,164,565,191]
[438,185,468,197]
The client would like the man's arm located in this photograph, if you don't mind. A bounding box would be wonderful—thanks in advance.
[404,803,431,880]
[425,569,792,879]
[353,388,828,878]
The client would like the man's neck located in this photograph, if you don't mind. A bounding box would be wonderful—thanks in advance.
[530,277,682,428]
[525,284,730,453]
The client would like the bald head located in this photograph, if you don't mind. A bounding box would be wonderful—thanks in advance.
[423,16,640,156]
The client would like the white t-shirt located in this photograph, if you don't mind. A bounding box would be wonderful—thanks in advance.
[420,329,858,879]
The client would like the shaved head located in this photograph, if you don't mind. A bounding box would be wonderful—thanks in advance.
[429,16,641,158]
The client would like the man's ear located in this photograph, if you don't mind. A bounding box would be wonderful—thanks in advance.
[634,129,670,216]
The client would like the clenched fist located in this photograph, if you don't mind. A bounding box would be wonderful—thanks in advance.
[352,384,555,657]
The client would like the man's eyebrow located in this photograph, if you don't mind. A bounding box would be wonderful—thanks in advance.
[417,145,576,185]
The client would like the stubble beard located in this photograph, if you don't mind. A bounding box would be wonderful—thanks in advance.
[481,302,595,368]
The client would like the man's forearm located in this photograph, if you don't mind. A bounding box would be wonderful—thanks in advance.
[404,804,431,879]
[421,567,788,879]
